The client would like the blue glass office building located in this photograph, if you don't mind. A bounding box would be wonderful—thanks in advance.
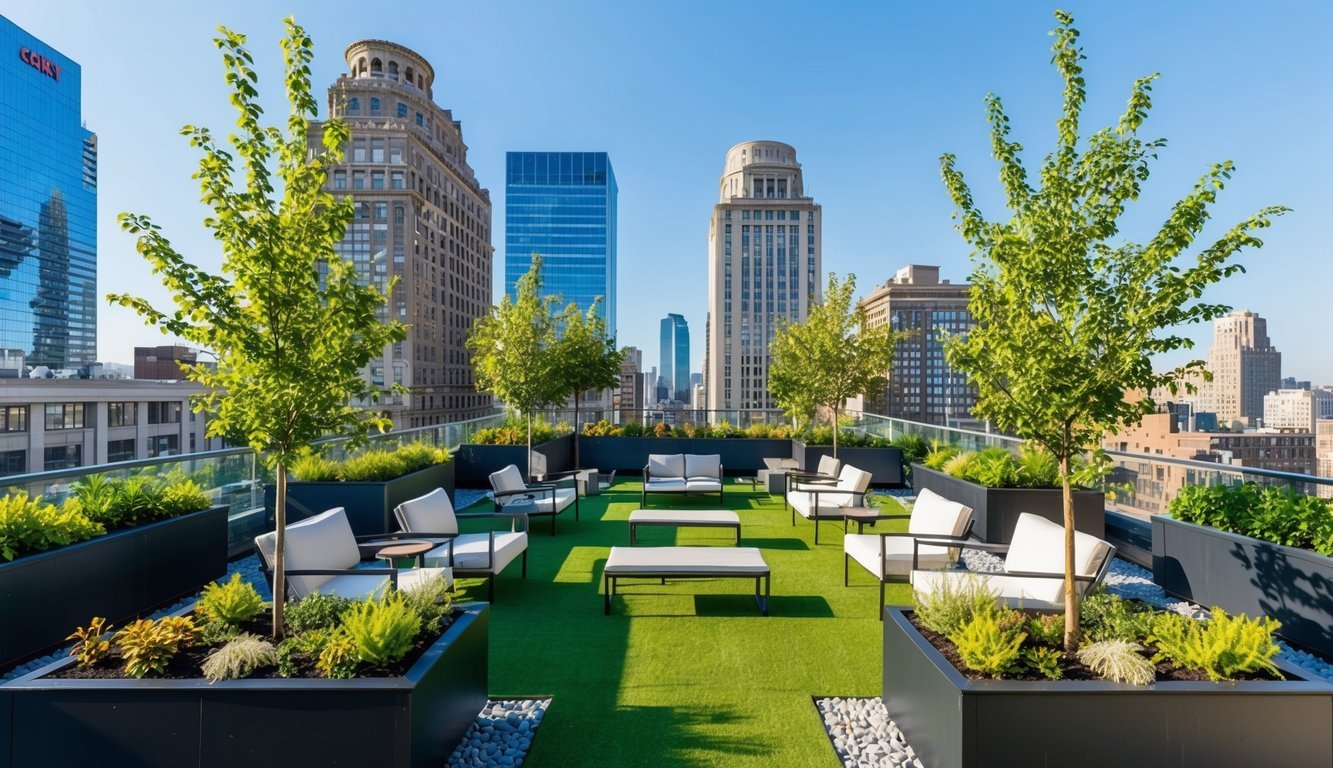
[505,152,616,337]
[660,313,690,403]
[0,16,97,369]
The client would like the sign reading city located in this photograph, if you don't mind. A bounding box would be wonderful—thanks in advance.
[19,47,61,82]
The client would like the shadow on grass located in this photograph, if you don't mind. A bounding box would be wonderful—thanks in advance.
[606,702,773,766]
[695,594,833,618]
[740,537,810,551]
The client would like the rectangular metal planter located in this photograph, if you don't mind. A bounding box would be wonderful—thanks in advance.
[911,464,1104,543]
[0,603,489,768]
[0,505,228,669]
[454,435,572,489]
[578,436,793,475]
[1153,515,1333,658]
[792,441,904,487]
[882,606,1333,768]
[269,462,454,537]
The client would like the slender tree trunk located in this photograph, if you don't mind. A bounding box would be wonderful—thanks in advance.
[832,406,840,459]
[573,390,581,469]
[526,411,534,482]
[1060,451,1079,651]
[272,462,287,641]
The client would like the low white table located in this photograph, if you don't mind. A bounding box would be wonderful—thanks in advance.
[627,509,741,546]
[603,545,770,615]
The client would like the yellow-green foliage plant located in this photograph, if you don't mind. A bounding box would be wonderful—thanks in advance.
[197,573,266,626]
[950,607,1027,678]
[116,616,200,678]
[315,630,359,679]
[392,441,448,474]
[0,493,104,561]
[1149,609,1283,681]
[201,633,279,683]
[290,453,340,482]
[340,593,423,665]
[66,616,113,667]
[913,573,997,637]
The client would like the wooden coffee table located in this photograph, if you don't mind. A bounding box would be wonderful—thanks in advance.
[842,506,891,535]
[374,540,435,568]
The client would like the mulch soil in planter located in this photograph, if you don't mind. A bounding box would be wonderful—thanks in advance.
[47,610,457,681]
[905,612,1281,684]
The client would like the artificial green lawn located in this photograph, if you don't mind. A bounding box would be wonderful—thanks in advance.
[455,480,912,767]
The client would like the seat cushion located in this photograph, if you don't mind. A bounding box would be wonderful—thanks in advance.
[645,478,688,492]
[816,455,842,477]
[308,566,451,601]
[647,454,685,479]
[845,534,956,579]
[489,465,528,495]
[910,570,1065,608]
[1004,513,1110,582]
[424,531,526,574]
[527,486,577,514]
[604,545,768,575]
[279,507,361,598]
[788,490,859,518]
[684,454,721,480]
[907,487,972,538]
[685,479,722,492]
[395,487,458,535]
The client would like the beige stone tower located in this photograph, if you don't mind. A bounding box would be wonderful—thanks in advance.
[313,40,494,427]
[705,141,821,413]
[1204,310,1281,428]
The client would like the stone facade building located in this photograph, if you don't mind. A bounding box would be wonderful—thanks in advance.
[1203,310,1281,427]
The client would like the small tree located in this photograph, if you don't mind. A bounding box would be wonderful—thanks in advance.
[940,10,1285,650]
[768,273,897,457]
[467,256,565,479]
[111,19,407,638]
[554,298,626,468]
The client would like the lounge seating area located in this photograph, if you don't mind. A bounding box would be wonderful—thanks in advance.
[640,453,725,507]
[489,463,579,535]
[785,463,873,543]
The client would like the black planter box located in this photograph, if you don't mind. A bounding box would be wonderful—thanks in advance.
[791,441,904,487]
[0,505,228,669]
[882,606,1333,768]
[454,435,572,489]
[578,436,793,476]
[1153,515,1333,658]
[269,462,454,537]
[911,464,1104,543]
[0,603,489,768]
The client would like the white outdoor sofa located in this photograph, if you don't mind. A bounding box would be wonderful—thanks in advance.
[395,487,528,602]
[843,487,974,618]
[911,512,1117,612]
[640,453,724,507]
[254,507,450,601]
[785,463,872,544]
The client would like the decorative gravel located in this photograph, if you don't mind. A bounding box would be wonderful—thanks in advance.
[817,696,921,768]
[446,698,549,768]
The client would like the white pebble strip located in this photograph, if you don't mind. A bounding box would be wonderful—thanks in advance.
[817,696,922,768]
[445,698,549,768]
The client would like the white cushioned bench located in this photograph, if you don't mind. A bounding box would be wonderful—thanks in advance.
[627,509,741,546]
[603,546,770,615]
[641,454,724,507]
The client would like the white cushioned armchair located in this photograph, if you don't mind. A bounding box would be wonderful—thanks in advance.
[641,453,724,507]
[254,507,450,601]
[395,487,528,602]
[489,464,578,535]
[843,488,974,618]
[911,512,1117,612]
[785,463,872,543]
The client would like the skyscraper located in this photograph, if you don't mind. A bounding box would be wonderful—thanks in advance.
[0,16,97,370]
[706,141,821,412]
[505,152,617,337]
[858,265,976,426]
[659,313,690,403]
[1204,310,1281,427]
[314,40,494,427]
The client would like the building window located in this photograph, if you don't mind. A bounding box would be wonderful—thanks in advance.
[107,439,136,463]
[347,97,360,114]
[0,450,25,477]
[108,402,136,428]
[0,406,26,433]
[415,112,424,126]
[333,171,346,189]
[397,103,407,118]
[146,401,182,425]
[45,403,85,431]
[147,435,179,459]
[372,171,385,189]
[43,445,82,471]
[391,172,405,189]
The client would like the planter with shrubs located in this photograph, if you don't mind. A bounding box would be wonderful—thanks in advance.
[0,573,488,768]
[884,579,1333,768]
[0,476,226,668]
[791,427,905,487]
[912,445,1105,543]
[577,420,794,476]
[271,441,452,537]
[454,420,573,488]
[1153,483,1333,658]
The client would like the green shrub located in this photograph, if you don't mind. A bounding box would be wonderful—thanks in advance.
[621,422,644,437]
[197,574,265,626]
[1149,608,1283,681]
[892,434,931,468]
[1016,443,1060,487]
[581,419,621,437]
[950,607,1026,678]
[71,474,119,525]
[472,418,560,445]
[1080,590,1154,644]
[1077,640,1156,685]
[115,476,166,526]
[922,444,960,470]
[1022,645,1064,680]
[116,616,199,679]
[964,447,1020,488]
[340,593,422,665]
[1026,613,1065,647]
[276,628,334,677]
[66,616,112,668]
[159,480,212,517]
[315,630,360,679]
[913,573,997,637]
[1170,483,1333,556]
[338,450,407,481]
[940,451,975,479]
[290,453,340,482]
[0,493,105,561]
[285,593,355,634]
[201,633,278,683]
[394,441,448,473]
[401,574,454,632]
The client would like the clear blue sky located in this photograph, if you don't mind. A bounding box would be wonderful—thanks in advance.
[6,1,1331,381]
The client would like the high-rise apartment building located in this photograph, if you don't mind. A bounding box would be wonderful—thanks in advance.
[134,346,199,380]
[706,141,821,412]
[617,346,643,421]
[858,265,976,425]
[0,17,97,371]
[1263,389,1316,432]
[314,40,494,428]
[659,314,690,403]
[505,152,617,337]
[1203,310,1281,427]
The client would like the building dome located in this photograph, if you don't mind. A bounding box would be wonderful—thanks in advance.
[343,40,435,98]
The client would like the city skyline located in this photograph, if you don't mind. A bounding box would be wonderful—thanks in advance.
[3,2,1330,383]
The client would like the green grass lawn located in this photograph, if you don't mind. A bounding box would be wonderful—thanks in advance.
[455,480,912,767]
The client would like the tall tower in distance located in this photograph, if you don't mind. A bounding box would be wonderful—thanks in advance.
[659,314,690,403]
[505,152,618,338]
[315,40,494,428]
[706,141,821,413]
[1205,310,1281,428]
